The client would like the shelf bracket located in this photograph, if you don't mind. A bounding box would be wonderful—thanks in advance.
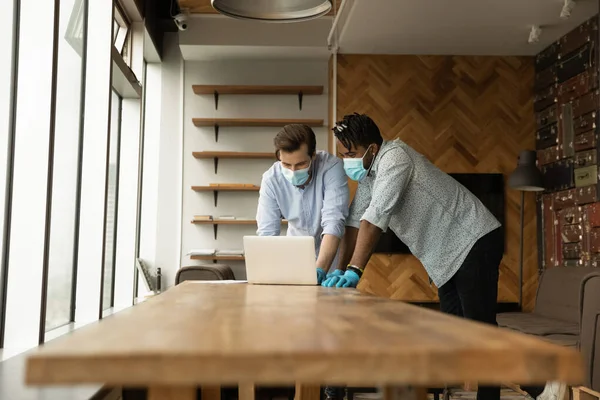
[213,157,219,174]
[213,190,219,207]
[214,90,219,110]
[298,91,304,110]
[213,224,218,240]
[214,124,219,142]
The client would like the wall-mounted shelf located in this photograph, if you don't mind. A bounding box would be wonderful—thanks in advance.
[190,255,245,263]
[191,219,288,239]
[192,151,275,174]
[192,185,260,207]
[191,118,324,142]
[192,85,324,110]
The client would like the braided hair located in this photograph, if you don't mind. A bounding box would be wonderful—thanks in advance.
[333,113,383,151]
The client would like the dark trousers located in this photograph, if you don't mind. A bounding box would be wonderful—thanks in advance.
[437,227,503,400]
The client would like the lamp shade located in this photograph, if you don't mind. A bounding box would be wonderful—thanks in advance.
[508,150,545,192]
[211,0,332,22]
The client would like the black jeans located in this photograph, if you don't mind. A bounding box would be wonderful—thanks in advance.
[437,227,503,400]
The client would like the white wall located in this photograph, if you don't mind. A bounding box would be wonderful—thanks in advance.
[156,34,184,287]
[181,58,330,279]
[139,33,183,290]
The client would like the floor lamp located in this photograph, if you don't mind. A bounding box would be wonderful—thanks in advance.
[508,150,544,310]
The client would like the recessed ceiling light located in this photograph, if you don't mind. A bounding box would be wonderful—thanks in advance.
[210,0,332,23]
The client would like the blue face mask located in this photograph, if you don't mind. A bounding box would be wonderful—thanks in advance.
[343,145,374,182]
[281,161,311,186]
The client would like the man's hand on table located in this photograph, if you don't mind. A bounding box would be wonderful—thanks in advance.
[317,268,345,285]
[316,268,327,284]
[331,269,360,288]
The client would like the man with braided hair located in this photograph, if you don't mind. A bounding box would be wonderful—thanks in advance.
[324,113,502,400]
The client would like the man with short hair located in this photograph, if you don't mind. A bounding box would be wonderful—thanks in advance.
[257,124,350,283]
[325,113,503,400]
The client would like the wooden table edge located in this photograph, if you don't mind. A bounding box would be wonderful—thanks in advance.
[25,349,585,387]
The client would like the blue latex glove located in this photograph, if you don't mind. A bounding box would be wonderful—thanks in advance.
[321,269,345,287]
[316,268,326,284]
[335,269,360,288]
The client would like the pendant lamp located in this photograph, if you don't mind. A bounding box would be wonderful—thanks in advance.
[211,0,332,22]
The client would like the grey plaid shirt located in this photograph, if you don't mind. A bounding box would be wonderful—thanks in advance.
[348,139,500,288]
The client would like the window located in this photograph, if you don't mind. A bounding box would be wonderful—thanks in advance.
[102,91,122,311]
[3,0,56,351]
[0,0,15,348]
[137,63,161,299]
[0,0,146,353]
[133,61,148,300]
[113,3,131,60]
[44,0,86,332]
[65,0,85,57]
[74,0,113,324]
[113,95,143,309]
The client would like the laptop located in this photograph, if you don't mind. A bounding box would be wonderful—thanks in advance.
[243,236,317,285]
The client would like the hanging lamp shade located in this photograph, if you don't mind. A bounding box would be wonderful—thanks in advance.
[211,0,332,22]
[508,150,544,192]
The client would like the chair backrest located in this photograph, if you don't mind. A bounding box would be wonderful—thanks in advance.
[535,266,598,323]
[175,264,235,285]
[579,271,600,391]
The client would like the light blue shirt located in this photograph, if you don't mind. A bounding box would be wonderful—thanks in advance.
[348,139,501,288]
[256,151,350,258]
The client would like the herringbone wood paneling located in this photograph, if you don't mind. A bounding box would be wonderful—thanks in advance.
[336,55,538,311]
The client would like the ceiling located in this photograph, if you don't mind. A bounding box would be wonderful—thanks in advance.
[174,0,599,57]
[338,0,599,56]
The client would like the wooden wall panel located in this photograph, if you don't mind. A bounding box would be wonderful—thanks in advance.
[335,54,538,311]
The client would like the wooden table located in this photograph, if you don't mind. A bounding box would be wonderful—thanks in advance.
[26,282,584,400]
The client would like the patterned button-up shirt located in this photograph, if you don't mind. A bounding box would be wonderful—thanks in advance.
[348,139,501,288]
[256,151,350,261]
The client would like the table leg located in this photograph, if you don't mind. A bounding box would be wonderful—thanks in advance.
[202,385,222,400]
[239,383,255,400]
[148,386,196,400]
[381,386,427,400]
[295,384,321,400]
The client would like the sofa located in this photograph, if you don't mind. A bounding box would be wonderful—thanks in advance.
[497,267,600,392]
